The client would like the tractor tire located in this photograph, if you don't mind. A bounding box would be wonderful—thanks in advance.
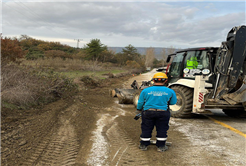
[169,86,194,118]
[222,108,246,118]
[133,90,142,108]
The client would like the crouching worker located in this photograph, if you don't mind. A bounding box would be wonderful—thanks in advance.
[136,72,177,152]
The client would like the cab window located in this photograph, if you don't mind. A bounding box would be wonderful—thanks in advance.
[168,52,184,77]
[184,50,209,70]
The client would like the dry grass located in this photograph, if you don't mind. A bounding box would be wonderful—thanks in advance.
[1,64,78,109]
[22,57,119,71]
[2,57,145,109]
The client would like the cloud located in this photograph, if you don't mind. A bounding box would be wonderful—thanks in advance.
[2,1,245,48]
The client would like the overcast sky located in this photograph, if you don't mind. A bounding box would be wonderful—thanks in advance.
[1,0,245,49]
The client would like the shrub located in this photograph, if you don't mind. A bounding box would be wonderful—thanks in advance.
[1,37,26,64]
[126,60,141,69]
[25,53,44,60]
[45,50,69,59]
[80,76,100,87]
[1,64,78,109]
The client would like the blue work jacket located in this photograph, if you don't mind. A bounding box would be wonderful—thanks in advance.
[137,85,177,111]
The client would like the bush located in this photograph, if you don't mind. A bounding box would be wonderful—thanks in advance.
[126,60,141,69]
[45,50,71,59]
[1,64,78,109]
[80,76,100,87]
[25,53,44,60]
[1,37,26,64]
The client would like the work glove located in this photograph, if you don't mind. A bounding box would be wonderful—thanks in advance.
[135,110,142,115]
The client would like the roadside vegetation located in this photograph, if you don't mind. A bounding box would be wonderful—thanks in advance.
[1,35,175,110]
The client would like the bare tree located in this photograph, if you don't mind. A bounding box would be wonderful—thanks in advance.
[161,48,167,66]
[167,46,176,55]
[145,47,155,68]
[161,46,176,66]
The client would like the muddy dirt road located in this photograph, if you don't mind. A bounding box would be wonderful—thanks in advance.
[1,70,246,166]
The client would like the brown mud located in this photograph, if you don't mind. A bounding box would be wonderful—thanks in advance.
[1,73,245,166]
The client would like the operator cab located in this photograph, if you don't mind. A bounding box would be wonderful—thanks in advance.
[166,47,218,85]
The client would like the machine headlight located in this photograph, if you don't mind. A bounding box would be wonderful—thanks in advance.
[183,68,189,74]
[202,69,210,75]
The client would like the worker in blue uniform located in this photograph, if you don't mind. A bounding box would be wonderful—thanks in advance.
[136,72,177,152]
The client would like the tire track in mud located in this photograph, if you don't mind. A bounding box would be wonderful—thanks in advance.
[1,105,62,165]
[86,104,149,166]
[22,104,80,166]
[107,123,149,166]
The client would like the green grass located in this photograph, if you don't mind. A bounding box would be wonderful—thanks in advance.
[60,70,126,79]
[2,101,24,110]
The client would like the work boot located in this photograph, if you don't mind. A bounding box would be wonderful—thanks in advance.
[139,144,148,151]
[157,145,168,152]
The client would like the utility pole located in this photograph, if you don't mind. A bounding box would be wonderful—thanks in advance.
[74,39,82,48]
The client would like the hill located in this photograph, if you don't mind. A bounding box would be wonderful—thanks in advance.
[108,47,179,60]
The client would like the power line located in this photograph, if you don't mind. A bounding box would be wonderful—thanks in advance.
[17,1,44,21]
[3,2,62,37]
[3,3,44,28]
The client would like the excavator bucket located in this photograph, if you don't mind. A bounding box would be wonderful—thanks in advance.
[213,25,246,99]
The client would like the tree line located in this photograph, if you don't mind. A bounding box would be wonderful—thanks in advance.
[1,35,175,69]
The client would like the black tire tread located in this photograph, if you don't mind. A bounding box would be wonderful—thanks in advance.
[170,86,193,118]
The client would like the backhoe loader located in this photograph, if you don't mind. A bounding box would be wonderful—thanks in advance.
[166,25,246,118]
[111,25,246,118]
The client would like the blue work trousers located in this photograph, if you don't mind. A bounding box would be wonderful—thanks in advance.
[140,110,170,147]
